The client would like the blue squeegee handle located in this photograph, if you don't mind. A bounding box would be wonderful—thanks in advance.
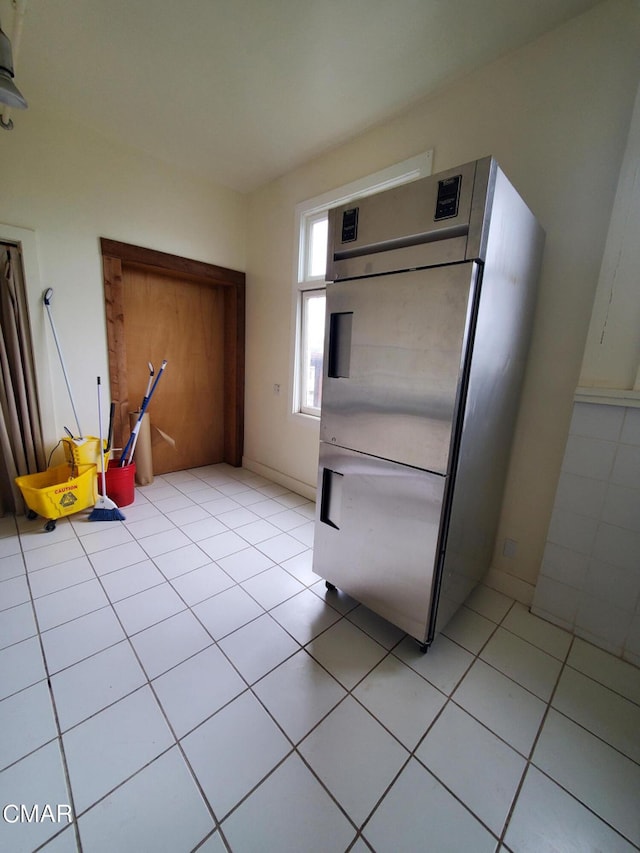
[120,360,167,466]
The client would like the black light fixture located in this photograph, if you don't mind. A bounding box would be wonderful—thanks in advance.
[0,19,26,110]
[1,0,27,132]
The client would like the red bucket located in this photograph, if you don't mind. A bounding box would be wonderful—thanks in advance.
[98,460,136,507]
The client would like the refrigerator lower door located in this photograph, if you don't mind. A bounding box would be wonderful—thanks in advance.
[313,443,445,642]
[320,262,479,473]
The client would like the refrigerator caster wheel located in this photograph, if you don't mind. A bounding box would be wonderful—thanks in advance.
[325,581,337,592]
[417,641,428,654]
[44,520,56,532]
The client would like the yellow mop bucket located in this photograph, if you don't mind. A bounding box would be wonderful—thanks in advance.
[62,436,109,467]
[15,464,98,531]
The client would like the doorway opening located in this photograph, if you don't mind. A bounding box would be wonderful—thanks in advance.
[101,239,244,474]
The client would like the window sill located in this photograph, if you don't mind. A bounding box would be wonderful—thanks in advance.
[291,410,321,426]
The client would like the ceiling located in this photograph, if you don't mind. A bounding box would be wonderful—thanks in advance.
[4,0,603,193]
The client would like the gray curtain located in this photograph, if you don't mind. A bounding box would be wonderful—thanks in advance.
[0,244,46,515]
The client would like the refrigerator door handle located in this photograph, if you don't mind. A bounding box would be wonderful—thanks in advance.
[327,311,353,378]
[319,467,343,529]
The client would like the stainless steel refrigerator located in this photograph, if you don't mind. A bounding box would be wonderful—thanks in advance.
[312,157,545,650]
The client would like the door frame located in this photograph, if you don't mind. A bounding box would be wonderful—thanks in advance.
[100,238,245,467]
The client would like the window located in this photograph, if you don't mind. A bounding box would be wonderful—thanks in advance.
[292,151,433,418]
[299,288,326,413]
[296,212,328,416]
[306,212,329,280]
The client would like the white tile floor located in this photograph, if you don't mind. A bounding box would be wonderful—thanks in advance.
[1,463,639,853]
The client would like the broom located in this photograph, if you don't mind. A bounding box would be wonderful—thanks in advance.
[89,377,125,522]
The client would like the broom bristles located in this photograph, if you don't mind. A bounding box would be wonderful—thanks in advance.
[91,374,125,522]
[89,494,125,521]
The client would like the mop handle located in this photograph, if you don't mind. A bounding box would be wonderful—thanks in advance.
[120,360,167,465]
[96,377,107,495]
[43,289,83,438]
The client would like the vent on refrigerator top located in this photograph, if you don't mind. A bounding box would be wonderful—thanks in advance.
[435,175,462,221]
[341,208,359,243]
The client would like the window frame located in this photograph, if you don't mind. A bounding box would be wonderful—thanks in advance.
[298,287,326,416]
[291,150,433,421]
[303,210,330,283]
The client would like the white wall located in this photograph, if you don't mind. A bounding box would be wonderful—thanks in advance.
[579,82,640,391]
[1,0,639,604]
[244,0,640,593]
[531,80,640,662]
[0,107,246,452]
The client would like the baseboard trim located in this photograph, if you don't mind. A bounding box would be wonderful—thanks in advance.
[242,457,317,501]
[483,568,535,607]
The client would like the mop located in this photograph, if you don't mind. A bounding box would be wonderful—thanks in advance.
[89,377,125,521]
[120,361,153,465]
[120,360,167,466]
[43,288,84,440]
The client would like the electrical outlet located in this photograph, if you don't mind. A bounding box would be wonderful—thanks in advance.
[273,383,281,395]
[503,538,517,558]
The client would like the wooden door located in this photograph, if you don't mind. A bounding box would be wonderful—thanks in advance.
[121,264,225,472]
[101,240,244,474]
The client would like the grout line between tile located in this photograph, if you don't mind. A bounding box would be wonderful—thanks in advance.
[5,464,640,853]
[70,522,229,844]
[495,630,574,849]
[17,519,84,853]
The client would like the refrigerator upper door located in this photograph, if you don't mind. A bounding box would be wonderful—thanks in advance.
[320,262,479,473]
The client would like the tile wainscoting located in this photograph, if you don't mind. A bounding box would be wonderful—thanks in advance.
[533,396,640,666]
